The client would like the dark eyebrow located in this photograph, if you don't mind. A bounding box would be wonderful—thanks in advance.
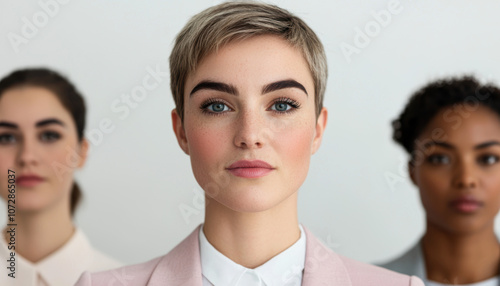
[0,122,18,129]
[423,141,500,151]
[190,81,238,96]
[423,141,454,150]
[36,118,65,128]
[262,79,308,96]
[475,141,500,150]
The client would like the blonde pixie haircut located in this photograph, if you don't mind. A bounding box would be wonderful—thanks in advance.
[170,1,327,121]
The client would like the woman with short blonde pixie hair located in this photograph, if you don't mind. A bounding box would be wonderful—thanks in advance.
[169,1,328,120]
[77,2,423,285]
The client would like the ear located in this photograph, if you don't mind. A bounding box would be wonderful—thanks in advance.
[311,107,328,155]
[77,139,89,168]
[171,109,190,155]
[408,160,417,186]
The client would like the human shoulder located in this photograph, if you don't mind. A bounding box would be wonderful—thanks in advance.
[75,255,163,286]
[88,248,123,272]
[75,226,202,286]
[338,254,424,286]
[73,228,123,272]
[378,240,424,277]
[301,226,424,286]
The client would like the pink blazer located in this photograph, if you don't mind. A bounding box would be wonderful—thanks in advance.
[75,225,423,285]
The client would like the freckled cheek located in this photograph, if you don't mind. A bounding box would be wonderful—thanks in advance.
[185,125,230,171]
[276,124,315,172]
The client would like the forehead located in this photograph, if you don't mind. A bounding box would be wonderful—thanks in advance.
[0,86,73,126]
[186,35,314,94]
[423,105,500,145]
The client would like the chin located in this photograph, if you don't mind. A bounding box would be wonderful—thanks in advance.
[210,186,296,214]
[434,216,491,235]
[12,202,47,213]
[227,200,277,213]
[222,201,280,213]
[15,191,57,213]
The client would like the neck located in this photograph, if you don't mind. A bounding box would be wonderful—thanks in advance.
[423,220,500,284]
[203,193,300,269]
[4,199,74,263]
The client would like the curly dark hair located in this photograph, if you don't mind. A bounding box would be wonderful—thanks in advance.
[392,76,500,156]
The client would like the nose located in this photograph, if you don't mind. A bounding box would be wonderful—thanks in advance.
[452,158,477,189]
[17,137,39,167]
[233,110,265,149]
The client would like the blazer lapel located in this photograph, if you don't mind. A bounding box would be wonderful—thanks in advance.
[147,225,203,286]
[145,225,353,285]
[302,226,352,286]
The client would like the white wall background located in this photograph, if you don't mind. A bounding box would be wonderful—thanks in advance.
[1,0,500,265]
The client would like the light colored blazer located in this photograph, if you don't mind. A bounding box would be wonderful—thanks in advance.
[76,225,424,285]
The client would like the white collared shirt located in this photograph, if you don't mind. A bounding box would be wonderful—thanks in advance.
[0,228,122,286]
[428,277,500,286]
[199,224,306,286]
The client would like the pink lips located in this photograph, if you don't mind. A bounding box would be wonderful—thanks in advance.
[449,195,483,213]
[226,160,275,178]
[16,175,45,188]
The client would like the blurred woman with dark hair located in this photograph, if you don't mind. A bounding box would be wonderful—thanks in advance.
[0,68,121,286]
[381,76,500,285]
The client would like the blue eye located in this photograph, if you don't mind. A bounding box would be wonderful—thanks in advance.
[0,134,16,145]
[269,98,300,113]
[40,131,61,142]
[208,102,229,113]
[201,99,231,115]
[271,102,292,112]
[478,154,499,166]
[427,154,450,165]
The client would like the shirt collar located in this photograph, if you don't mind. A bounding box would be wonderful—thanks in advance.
[0,228,93,286]
[37,228,94,285]
[0,233,38,285]
[199,224,306,286]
